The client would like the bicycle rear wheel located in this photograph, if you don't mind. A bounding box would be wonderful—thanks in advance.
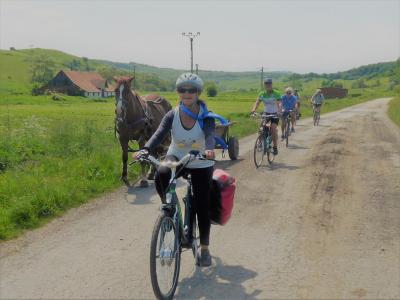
[150,212,181,300]
[253,134,265,168]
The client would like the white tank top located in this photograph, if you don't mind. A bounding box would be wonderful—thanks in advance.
[167,106,215,169]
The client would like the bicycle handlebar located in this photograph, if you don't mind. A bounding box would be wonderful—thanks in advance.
[133,151,210,169]
[250,112,279,118]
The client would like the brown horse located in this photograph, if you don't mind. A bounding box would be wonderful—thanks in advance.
[114,77,172,187]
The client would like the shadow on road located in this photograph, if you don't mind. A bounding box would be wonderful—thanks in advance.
[288,144,309,150]
[215,158,245,170]
[259,161,300,171]
[176,257,261,299]
[126,182,156,205]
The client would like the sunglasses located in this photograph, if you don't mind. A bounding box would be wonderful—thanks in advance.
[178,87,198,94]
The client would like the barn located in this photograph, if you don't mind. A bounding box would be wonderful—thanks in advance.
[320,87,348,99]
[48,70,115,98]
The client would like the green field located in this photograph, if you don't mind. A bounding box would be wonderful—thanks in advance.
[0,88,393,240]
[388,97,400,127]
[0,47,397,240]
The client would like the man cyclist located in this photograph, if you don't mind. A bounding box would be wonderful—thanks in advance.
[280,87,297,139]
[293,89,301,120]
[251,78,281,155]
[311,88,324,116]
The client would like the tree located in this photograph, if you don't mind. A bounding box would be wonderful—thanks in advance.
[351,79,368,89]
[98,66,119,81]
[68,59,82,71]
[82,57,90,71]
[205,82,218,97]
[322,79,343,88]
[332,81,343,88]
[30,55,56,84]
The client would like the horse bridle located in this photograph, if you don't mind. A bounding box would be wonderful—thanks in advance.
[114,82,151,140]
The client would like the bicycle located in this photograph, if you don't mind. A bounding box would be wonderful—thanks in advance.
[281,109,293,148]
[251,112,277,167]
[133,151,209,300]
[313,104,321,126]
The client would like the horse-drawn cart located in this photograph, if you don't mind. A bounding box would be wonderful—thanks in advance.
[214,121,239,160]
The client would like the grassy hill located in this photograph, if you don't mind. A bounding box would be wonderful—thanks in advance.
[0,49,105,95]
[0,48,291,94]
[0,48,398,97]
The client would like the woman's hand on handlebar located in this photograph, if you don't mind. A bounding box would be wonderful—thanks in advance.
[205,150,215,160]
[133,149,149,160]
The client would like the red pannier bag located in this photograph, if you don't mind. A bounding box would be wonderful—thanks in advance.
[209,169,236,225]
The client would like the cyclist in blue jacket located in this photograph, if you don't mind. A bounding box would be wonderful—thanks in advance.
[280,87,297,138]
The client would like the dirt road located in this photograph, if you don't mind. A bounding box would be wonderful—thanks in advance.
[1,98,399,299]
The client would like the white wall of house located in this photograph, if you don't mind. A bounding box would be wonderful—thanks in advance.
[84,91,115,98]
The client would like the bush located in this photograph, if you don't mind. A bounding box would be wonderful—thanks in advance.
[206,83,218,97]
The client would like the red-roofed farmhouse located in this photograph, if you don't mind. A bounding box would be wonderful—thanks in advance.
[48,70,115,98]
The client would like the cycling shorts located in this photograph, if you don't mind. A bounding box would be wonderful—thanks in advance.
[262,113,279,125]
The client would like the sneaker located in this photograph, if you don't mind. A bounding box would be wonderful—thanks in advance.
[273,147,278,155]
[291,127,295,133]
[197,248,212,267]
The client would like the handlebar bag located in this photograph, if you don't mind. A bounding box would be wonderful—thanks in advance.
[209,169,236,225]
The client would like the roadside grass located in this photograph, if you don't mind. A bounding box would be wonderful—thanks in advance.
[388,97,400,127]
[0,90,392,240]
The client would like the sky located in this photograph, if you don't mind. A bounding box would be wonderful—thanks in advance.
[0,0,399,73]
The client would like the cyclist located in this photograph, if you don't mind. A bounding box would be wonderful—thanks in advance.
[293,89,301,120]
[251,78,281,155]
[280,87,297,138]
[311,88,324,116]
[137,73,215,267]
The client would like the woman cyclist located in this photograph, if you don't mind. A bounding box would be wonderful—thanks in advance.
[136,73,215,267]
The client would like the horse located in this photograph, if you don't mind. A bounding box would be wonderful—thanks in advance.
[114,77,172,187]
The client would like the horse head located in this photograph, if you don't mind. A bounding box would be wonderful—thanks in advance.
[114,76,135,121]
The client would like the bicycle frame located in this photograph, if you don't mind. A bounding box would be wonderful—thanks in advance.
[261,119,273,152]
[136,152,203,247]
[252,113,277,166]
[159,164,193,248]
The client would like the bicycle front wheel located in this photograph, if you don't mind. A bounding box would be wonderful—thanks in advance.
[266,141,275,164]
[254,134,265,168]
[285,120,290,147]
[150,212,181,300]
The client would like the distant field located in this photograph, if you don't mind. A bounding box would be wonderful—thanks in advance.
[388,97,400,127]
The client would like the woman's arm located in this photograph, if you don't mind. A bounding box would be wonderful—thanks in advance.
[144,110,174,151]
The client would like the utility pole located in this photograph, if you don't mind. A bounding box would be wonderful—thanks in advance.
[260,66,264,89]
[195,64,199,75]
[133,64,136,89]
[182,32,200,73]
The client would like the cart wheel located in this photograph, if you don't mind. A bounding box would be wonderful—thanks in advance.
[228,136,239,160]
